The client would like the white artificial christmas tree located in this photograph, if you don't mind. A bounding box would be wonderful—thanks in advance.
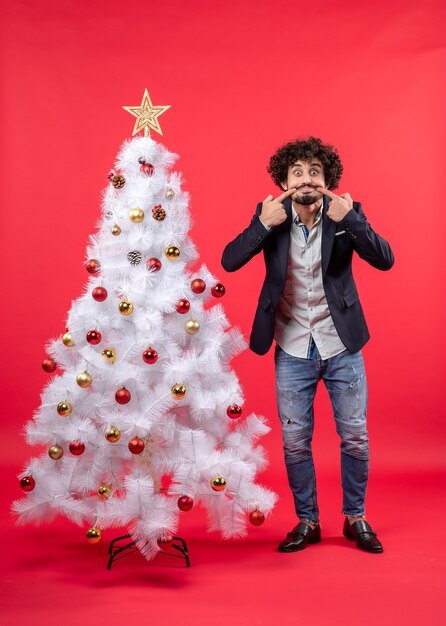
[13,90,277,561]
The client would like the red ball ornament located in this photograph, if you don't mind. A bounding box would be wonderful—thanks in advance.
[115,387,131,404]
[42,357,57,373]
[191,278,206,294]
[128,437,145,454]
[140,163,154,176]
[92,286,108,302]
[86,330,102,345]
[142,348,158,364]
[249,510,265,526]
[227,404,242,419]
[176,299,190,314]
[69,441,85,456]
[157,535,174,550]
[86,259,100,275]
[20,476,36,492]
[146,258,161,272]
[211,283,226,298]
[178,496,194,512]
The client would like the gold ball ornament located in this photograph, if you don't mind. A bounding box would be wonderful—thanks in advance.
[86,527,102,544]
[211,475,227,492]
[129,208,144,223]
[98,484,112,500]
[164,245,180,260]
[102,348,116,363]
[171,384,186,400]
[118,300,134,316]
[62,332,75,347]
[166,187,175,200]
[48,444,64,460]
[111,225,121,236]
[105,425,121,443]
[57,401,72,417]
[76,371,93,388]
[184,319,200,335]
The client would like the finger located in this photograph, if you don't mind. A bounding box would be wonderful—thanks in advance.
[276,187,297,202]
[316,187,338,199]
[263,194,274,202]
[340,192,352,201]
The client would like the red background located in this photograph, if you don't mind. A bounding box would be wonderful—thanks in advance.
[1,1,445,625]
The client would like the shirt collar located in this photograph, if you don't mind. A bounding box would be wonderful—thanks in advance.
[292,203,323,226]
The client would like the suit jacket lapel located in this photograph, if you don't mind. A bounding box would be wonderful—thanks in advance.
[321,194,336,276]
[277,196,293,283]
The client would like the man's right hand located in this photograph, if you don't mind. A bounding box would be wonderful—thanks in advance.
[260,188,296,228]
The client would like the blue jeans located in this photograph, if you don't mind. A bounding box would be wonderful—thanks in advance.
[274,342,369,524]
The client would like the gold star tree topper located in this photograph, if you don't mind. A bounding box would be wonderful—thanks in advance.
[123,89,171,137]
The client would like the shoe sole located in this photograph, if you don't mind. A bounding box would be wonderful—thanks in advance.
[278,536,321,552]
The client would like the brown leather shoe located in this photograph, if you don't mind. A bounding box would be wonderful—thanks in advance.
[343,517,383,553]
[278,521,321,552]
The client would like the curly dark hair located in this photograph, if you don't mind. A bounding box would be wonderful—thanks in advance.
[267,136,343,190]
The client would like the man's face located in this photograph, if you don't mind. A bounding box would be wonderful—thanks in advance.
[282,159,326,205]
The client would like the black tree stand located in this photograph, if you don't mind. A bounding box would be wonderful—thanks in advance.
[107,534,190,569]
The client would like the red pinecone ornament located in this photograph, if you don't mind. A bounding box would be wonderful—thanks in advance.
[152,205,166,221]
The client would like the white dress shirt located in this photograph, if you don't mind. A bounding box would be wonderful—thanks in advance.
[273,204,346,359]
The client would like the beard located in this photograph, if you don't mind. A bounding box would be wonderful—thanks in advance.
[293,190,321,205]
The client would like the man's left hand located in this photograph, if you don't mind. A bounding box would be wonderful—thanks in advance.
[316,187,353,222]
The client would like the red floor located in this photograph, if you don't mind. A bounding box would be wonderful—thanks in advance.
[2,465,445,626]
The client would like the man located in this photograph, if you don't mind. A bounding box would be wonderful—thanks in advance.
[221,136,394,554]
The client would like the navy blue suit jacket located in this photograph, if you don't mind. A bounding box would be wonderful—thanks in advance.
[221,195,394,355]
